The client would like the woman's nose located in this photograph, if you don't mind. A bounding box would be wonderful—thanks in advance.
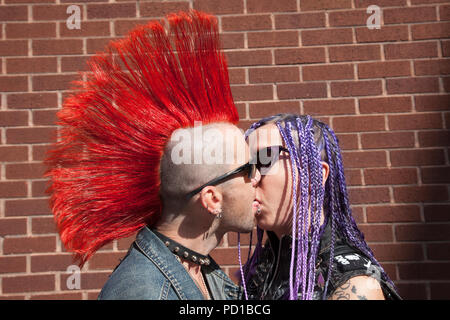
[251,168,261,187]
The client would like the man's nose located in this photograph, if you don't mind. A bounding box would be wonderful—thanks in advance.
[251,168,261,187]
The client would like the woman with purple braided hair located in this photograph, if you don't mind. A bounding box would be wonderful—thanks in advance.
[239,113,401,300]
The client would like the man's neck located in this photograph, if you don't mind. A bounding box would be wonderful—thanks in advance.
[154,220,224,256]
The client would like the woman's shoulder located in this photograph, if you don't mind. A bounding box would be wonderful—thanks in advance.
[328,275,385,300]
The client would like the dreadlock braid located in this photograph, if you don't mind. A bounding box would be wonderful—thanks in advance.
[276,121,301,299]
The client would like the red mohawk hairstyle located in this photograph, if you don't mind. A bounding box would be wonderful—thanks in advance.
[44,10,238,267]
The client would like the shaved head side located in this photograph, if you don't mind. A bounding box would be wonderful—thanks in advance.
[159,122,245,212]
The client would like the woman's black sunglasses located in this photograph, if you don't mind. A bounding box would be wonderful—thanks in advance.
[185,145,289,199]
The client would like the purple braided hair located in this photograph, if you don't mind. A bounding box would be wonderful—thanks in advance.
[276,121,301,299]
[290,118,309,299]
[321,129,338,299]
[302,116,324,300]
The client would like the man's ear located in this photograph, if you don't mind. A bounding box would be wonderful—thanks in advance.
[199,186,223,216]
[322,162,330,186]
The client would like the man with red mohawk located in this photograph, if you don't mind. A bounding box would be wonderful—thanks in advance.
[45,10,260,300]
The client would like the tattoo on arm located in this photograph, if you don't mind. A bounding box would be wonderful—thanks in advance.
[332,281,351,300]
[330,276,383,300]
[351,285,367,299]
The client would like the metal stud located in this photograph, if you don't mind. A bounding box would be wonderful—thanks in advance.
[183,251,189,258]
[191,256,197,262]
[204,258,210,265]
[165,241,170,246]
[174,246,180,253]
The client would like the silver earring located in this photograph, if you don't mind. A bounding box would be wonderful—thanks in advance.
[214,208,222,219]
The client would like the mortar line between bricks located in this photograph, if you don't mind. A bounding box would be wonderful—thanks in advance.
[361,206,367,223]
[426,283,431,299]
[0,199,4,218]
[248,96,417,105]
[356,132,364,151]
[241,75,444,84]
[347,183,431,188]
[82,3,87,23]
[413,130,420,149]
[0,162,5,181]
[237,62,370,69]
[0,9,433,23]
[136,0,140,18]
[0,129,5,147]
[315,113,445,120]
[57,19,61,38]
[55,235,61,252]
[272,83,277,100]
[325,80,331,98]
[266,21,448,32]
[27,3,32,23]
[388,185,394,204]
[437,38,444,58]
[56,271,62,292]
[244,103,249,119]
[243,31,248,49]
[25,251,31,274]
[26,38,32,59]
[109,21,114,39]
[349,184,449,191]
[1,159,50,165]
[1,91,6,110]
[10,37,432,49]
[112,239,118,251]
[26,210,31,237]
[438,77,445,93]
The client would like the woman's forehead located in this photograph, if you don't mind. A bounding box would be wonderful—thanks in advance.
[247,123,284,153]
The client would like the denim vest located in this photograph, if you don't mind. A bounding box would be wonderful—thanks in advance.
[98,226,241,300]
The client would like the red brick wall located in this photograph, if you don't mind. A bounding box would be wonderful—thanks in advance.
[0,0,449,300]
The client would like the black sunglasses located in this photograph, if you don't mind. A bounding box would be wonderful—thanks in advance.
[185,162,257,199]
[185,145,289,199]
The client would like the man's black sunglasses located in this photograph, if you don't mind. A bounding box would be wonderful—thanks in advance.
[185,145,289,199]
